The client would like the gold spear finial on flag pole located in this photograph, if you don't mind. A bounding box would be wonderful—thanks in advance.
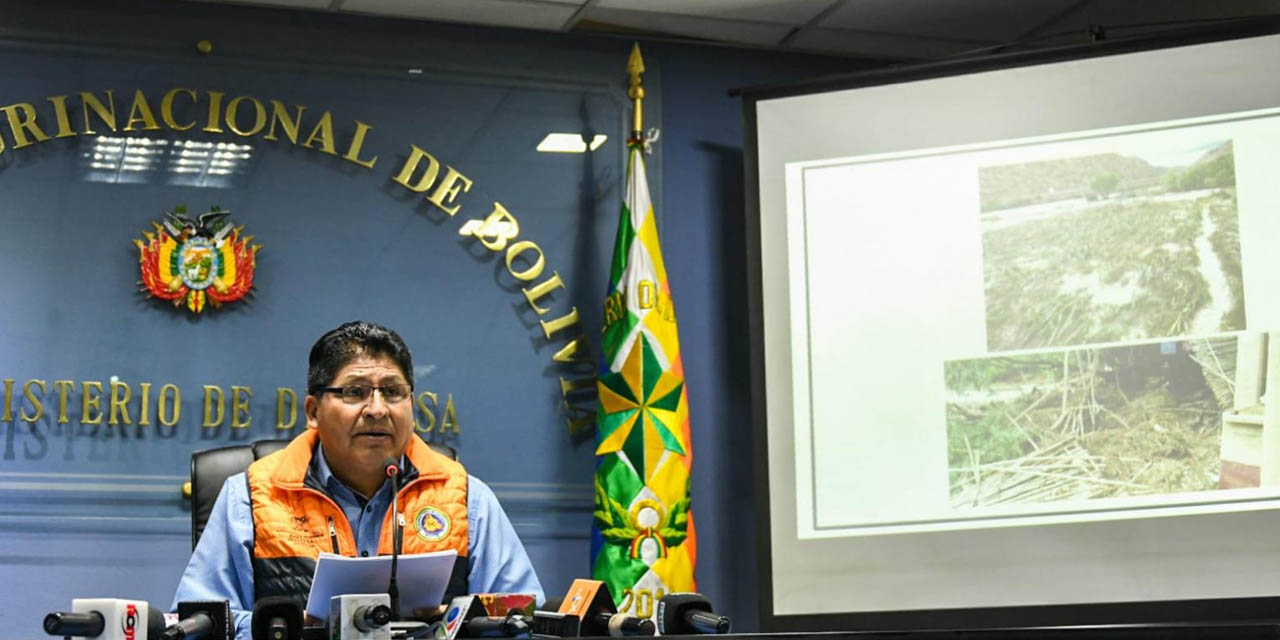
[627,43,645,139]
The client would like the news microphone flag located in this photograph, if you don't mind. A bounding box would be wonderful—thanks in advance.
[591,43,695,618]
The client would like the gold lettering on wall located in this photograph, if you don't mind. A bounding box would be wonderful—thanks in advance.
[522,272,564,316]
[46,95,75,138]
[203,385,225,428]
[52,380,75,424]
[540,307,580,340]
[342,120,378,168]
[20,379,46,423]
[392,145,443,193]
[276,387,297,430]
[79,90,117,135]
[225,96,267,137]
[439,394,459,434]
[551,335,591,364]
[469,202,520,251]
[230,385,252,428]
[1,379,13,422]
[82,381,104,425]
[426,167,472,215]
[123,90,160,132]
[203,90,225,133]
[0,85,603,436]
[160,88,197,131]
[301,111,337,155]
[264,100,306,143]
[158,384,181,427]
[415,391,438,433]
[108,380,132,425]
[505,241,545,282]
[1,103,51,148]
[138,382,153,426]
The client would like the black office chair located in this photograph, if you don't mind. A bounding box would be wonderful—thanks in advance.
[187,437,457,549]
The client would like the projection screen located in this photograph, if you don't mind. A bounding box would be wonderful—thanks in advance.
[745,24,1280,631]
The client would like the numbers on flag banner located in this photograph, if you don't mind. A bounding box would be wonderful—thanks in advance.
[620,588,666,619]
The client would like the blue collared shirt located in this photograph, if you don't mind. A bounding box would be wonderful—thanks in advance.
[171,444,544,639]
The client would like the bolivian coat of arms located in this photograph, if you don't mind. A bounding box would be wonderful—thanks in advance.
[134,206,261,314]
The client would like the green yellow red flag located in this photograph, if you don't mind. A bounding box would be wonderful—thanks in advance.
[591,73,696,615]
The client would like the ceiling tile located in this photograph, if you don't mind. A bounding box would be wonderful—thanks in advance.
[787,26,979,59]
[820,0,1078,43]
[592,0,837,26]
[193,0,1280,60]
[342,0,581,30]
[579,6,792,46]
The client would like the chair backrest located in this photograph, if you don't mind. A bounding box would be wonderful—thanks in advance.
[189,439,289,549]
[189,437,457,549]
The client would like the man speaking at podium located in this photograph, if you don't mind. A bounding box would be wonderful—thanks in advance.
[172,321,544,638]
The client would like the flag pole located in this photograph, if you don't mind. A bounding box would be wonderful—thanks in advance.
[627,43,644,140]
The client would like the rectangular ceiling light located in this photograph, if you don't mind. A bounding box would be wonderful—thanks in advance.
[536,133,608,153]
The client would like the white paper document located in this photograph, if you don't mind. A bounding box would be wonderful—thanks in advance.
[305,549,458,619]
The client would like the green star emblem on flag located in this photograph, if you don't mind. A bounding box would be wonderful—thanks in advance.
[596,332,686,481]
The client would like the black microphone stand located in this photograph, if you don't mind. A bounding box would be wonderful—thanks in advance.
[386,458,403,622]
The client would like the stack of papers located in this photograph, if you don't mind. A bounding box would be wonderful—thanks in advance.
[304,550,458,619]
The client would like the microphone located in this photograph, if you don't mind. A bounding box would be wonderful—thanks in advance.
[555,580,653,637]
[44,599,166,640]
[440,594,538,639]
[382,457,403,622]
[473,594,535,619]
[439,596,484,640]
[529,612,579,638]
[165,601,231,640]
[329,594,392,640]
[656,594,731,635]
[460,614,531,638]
[44,611,106,637]
[352,604,392,632]
[162,614,213,640]
[251,597,302,640]
[603,613,653,637]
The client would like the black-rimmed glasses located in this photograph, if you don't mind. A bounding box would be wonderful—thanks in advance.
[320,384,412,404]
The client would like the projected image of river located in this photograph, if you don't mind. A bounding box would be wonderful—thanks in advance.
[977,139,1245,352]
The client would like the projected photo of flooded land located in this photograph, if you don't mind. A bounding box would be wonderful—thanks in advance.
[979,133,1245,352]
[942,334,1270,510]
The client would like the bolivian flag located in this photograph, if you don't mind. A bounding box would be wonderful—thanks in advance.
[592,138,695,616]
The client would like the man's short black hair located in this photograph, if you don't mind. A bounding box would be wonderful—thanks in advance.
[307,321,413,396]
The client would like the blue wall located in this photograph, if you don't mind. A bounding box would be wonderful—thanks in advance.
[0,1,865,634]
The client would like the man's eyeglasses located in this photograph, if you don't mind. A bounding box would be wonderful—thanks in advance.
[320,384,413,405]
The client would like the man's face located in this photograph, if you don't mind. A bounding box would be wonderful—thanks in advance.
[305,352,414,484]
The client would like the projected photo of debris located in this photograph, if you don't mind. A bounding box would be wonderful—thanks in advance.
[942,334,1277,510]
[979,132,1245,352]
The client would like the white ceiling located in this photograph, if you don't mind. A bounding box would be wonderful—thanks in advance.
[191,0,1280,60]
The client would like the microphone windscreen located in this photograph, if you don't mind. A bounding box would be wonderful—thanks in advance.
[145,607,168,639]
[656,593,713,635]
[175,601,232,640]
[252,597,302,640]
[43,611,104,637]
[606,613,655,637]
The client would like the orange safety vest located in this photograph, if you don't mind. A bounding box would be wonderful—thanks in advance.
[247,429,469,604]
